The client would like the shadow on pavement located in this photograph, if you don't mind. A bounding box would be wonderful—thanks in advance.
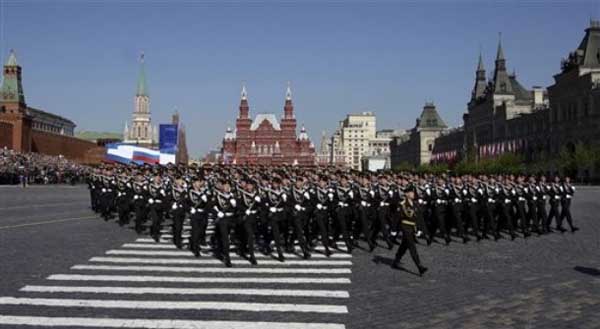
[574,266,600,276]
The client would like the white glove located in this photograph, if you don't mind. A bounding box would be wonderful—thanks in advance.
[348,191,354,198]
[327,193,334,200]
[126,183,131,188]
[361,201,367,207]
[304,192,310,199]
[190,208,197,214]
[172,203,177,210]
[102,188,106,193]
[369,190,375,197]
[245,209,251,215]
[148,198,154,204]
[160,189,166,196]
[269,207,276,213]
[201,195,208,202]
[294,204,301,211]
[389,191,394,196]
[217,211,224,218]
[316,204,323,210]
[254,196,261,202]
[133,195,138,200]
[416,230,423,238]
[230,199,237,207]
[282,194,287,202]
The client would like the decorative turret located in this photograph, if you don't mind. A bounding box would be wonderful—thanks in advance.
[239,83,249,119]
[492,36,513,95]
[0,49,26,108]
[298,125,309,141]
[283,81,294,119]
[471,51,487,101]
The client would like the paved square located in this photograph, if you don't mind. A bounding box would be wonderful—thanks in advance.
[0,186,598,328]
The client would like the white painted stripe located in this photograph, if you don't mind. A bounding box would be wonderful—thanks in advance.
[0,297,348,314]
[126,242,348,252]
[160,230,214,234]
[71,264,352,274]
[107,249,351,259]
[47,274,351,284]
[0,315,346,329]
[21,285,350,298]
[90,257,352,266]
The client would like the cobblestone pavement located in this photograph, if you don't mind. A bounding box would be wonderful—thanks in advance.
[0,185,598,329]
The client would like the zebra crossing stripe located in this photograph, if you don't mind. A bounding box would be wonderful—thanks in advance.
[90,257,353,266]
[125,242,348,252]
[0,297,348,313]
[20,285,350,298]
[0,315,346,329]
[71,265,352,274]
[106,249,351,259]
[47,274,351,284]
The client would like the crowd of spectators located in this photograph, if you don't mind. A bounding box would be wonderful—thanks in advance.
[0,148,89,185]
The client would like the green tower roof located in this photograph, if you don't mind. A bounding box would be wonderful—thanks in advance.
[136,53,148,97]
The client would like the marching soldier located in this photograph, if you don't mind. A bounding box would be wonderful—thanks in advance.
[392,184,428,276]
[170,177,187,249]
[148,174,166,242]
[290,177,312,259]
[213,179,239,267]
[238,179,260,265]
[546,176,563,232]
[189,176,211,257]
[334,175,355,253]
[558,176,579,233]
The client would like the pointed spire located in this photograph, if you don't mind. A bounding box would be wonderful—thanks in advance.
[496,33,505,61]
[285,81,292,101]
[6,49,18,66]
[136,52,148,97]
[477,50,484,72]
[241,82,247,100]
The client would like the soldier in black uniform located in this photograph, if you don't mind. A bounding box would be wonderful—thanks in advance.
[526,176,541,235]
[392,184,428,276]
[170,177,187,249]
[513,175,530,238]
[498,176,517,240]
[237,179,260,264]
[449,177,468,243]
[537,175,550,233]
[188,176,211,257]
[334,175,354,253]
[558,176,579,233]
[546,176,563,232]
[313,175,334,257]
[356,174,376,251]
[132,174,148,234]
[290,176,312,259]
[148,175,166,242]
[266,178,287,262]
[115,174,132,227]
[213,179,239,267]
[370,175,394,250]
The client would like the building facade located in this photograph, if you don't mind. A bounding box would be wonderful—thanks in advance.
[390,102,448,167]
[221,85,316,166]
[123,54,158,147]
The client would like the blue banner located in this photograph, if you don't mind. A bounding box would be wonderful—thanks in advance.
[159,124,178,154]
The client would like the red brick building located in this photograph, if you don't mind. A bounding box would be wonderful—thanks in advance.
[221,85,316,166]
[0,50,104,163]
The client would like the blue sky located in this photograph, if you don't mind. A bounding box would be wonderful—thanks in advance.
[0,1,597,157]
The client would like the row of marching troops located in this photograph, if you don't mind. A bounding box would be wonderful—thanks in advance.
[87,164,578,276]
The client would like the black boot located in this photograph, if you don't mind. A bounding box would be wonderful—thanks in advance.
[418,266,428,277]
[249,254,257,265]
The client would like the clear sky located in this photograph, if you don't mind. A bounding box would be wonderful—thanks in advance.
[0,0,597,157]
